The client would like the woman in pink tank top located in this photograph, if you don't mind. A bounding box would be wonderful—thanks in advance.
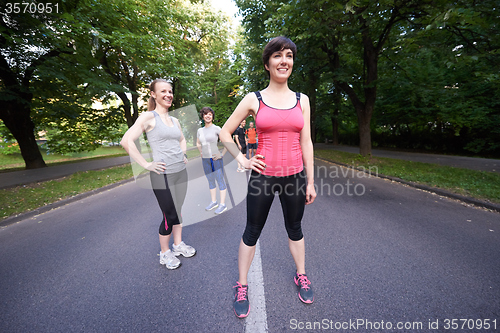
[220,36,317,318]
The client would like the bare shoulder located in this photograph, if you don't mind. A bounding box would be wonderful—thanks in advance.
[135,111,155,130]
[243,91,259,101]
[240,92,260,118]
[137,111,154,122]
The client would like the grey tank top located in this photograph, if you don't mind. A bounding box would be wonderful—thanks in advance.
[146,111,185,174]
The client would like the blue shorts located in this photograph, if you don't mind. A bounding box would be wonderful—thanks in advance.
[202,157,227,190]
[248,143,257,149]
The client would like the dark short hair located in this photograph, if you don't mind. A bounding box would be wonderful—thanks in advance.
[262,36,297,76]
[200,106,214,120]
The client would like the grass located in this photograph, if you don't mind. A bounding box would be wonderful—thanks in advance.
[0,146,128,171]
[315,149,500,204]
[0,148,202,221]
[0,165,134,220]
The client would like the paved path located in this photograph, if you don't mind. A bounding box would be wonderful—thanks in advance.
[0,157,498,332]
[0,156,131,189]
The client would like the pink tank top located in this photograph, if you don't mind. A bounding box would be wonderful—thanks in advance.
[255,91,304,176]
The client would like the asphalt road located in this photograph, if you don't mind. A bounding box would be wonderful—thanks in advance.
[0,158,499,332]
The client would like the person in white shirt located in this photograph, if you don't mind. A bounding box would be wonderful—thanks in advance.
[197,107,228,214]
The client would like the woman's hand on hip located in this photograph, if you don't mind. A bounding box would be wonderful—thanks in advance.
[244,154,266,173]
[146,161,166,174]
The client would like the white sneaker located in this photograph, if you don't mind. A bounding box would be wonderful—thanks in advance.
[159,250,181,269]
[205,201,218,211]
[214,203,227,214]
[172,241,196,258]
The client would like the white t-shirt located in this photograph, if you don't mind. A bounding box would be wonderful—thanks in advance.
[197,125,221,159]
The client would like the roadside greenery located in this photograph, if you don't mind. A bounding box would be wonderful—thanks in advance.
[0,165,134,220]
[0,148,201,220]
[2,0,498,170]
[315,149,500,204]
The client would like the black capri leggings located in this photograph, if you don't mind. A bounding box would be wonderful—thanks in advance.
[150,169,188,236]
[243,170,307,246]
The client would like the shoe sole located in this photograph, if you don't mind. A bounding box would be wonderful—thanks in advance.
[215,207,227,214]
[161,262,182,270]
[234,305,250,318]
[205,205,218,211]
[298,293,314,304]
[172,250,196,258]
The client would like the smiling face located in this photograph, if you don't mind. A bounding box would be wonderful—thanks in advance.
[265,48,294,81]
[203,111,213,124]
[150,82,173,109]
[262,36,297,78]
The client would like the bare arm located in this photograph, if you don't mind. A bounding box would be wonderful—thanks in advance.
[215,130,227,159]
[299,93,317,204]
[120,113,166,174]
[220,93,266,172]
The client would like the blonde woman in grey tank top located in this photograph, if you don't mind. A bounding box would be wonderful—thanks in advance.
[121,79,196,270]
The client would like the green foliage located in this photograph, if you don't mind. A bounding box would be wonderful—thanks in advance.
[234,0,499,156]
[373,0,500,154]
[0,140,20,155]
[1,0,238,166]
[0,122,20,155]
[0,165,134,220]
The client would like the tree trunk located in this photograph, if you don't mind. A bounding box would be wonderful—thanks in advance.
[331,88,341,145]
[357,106,372,156]
[331,112,339,145]
[117,92,133,128]
[337,80,373,156]
[2,101,46,169]
[131,92,139,124]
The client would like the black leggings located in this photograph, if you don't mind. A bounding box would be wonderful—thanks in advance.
[243,170,307,246]
[150,169,188,236]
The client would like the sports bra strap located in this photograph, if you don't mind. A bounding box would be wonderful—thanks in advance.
[296,92,300,100]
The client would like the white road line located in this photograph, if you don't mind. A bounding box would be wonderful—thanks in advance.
[245,240,268,333]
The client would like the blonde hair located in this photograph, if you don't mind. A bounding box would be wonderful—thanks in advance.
[147,78,172,111]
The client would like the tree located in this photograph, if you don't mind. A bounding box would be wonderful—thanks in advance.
[0,0,235,168]
[235,0,452,156]
[374,0,500,154]
[0,1,83,168]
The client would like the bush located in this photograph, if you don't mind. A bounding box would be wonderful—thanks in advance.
[0,140,20,155]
